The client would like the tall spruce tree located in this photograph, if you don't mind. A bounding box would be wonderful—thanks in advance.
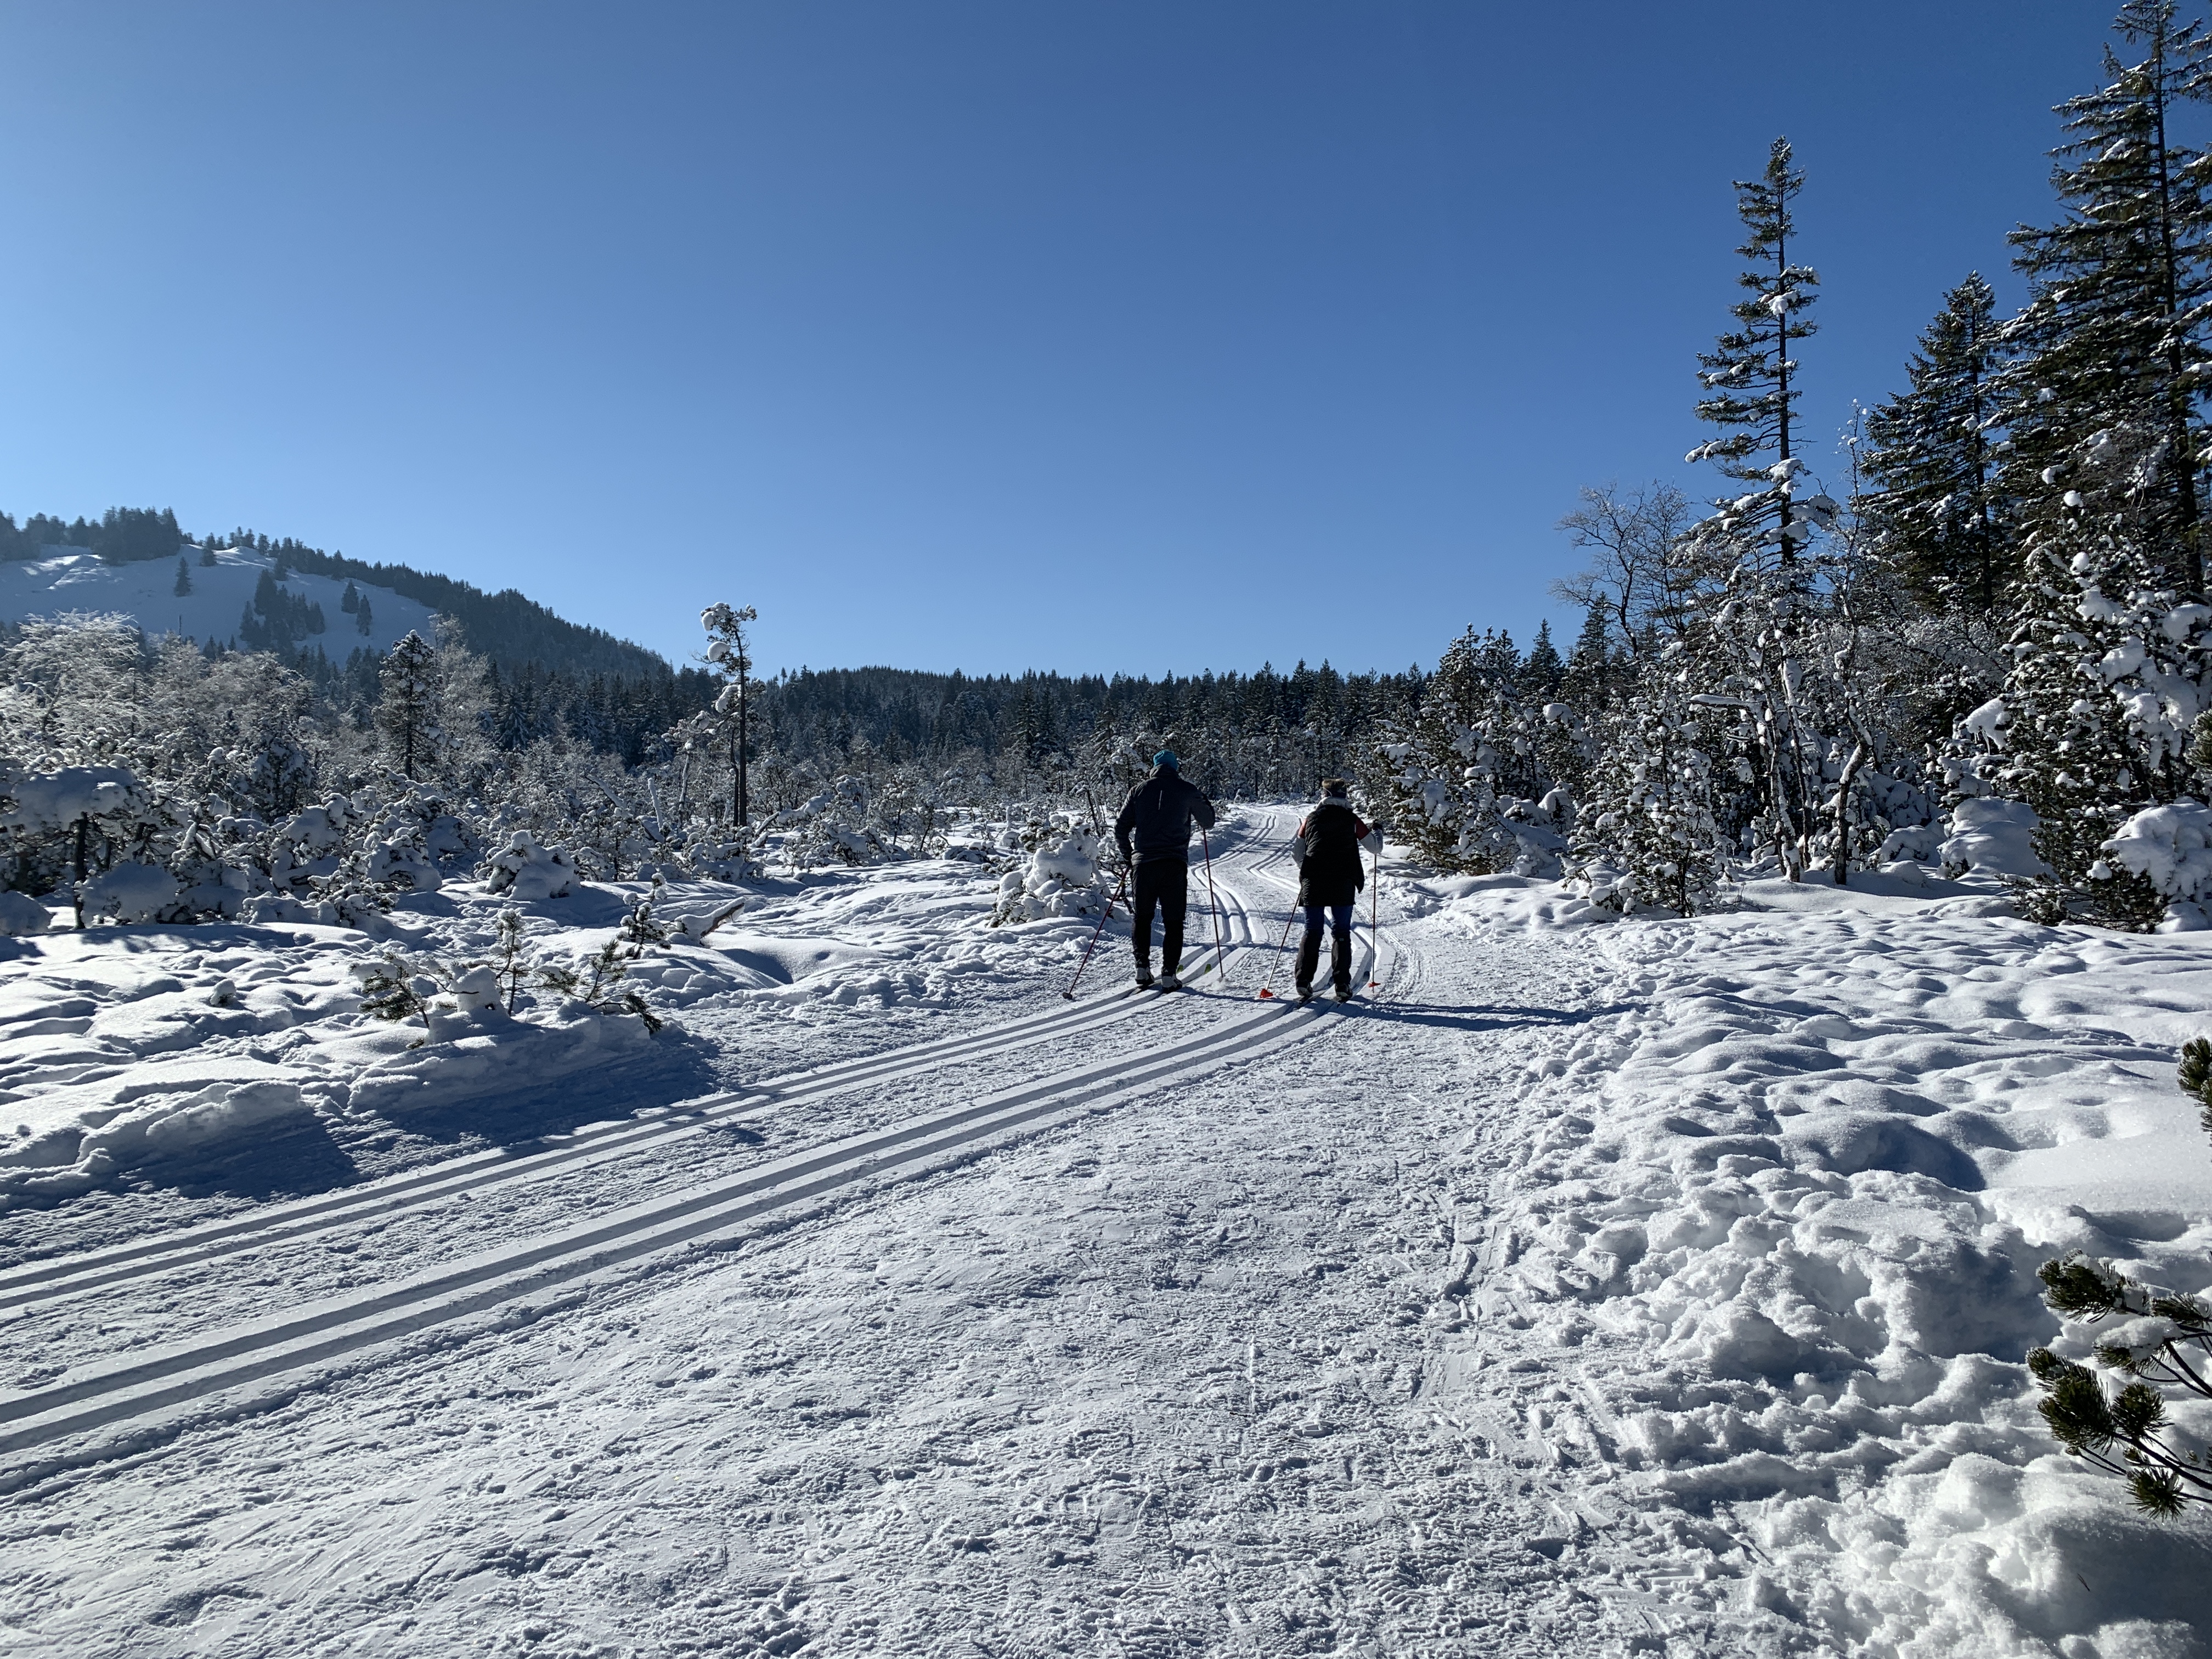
[1863,273,2016,616]
[2006,0,2212,596]
[1688,136,1820,550]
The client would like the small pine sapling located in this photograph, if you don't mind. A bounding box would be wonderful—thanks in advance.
[2027,1252,2212,1515]
[620,894,669,948]
[539,936,664,1033]
[491,907,532,1013]
[2179,1037,2212,1138]
[354,952,448,1044]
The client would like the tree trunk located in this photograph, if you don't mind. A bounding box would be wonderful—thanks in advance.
[737,674,750,831]
[1832,739,1870,887]
[72,814,88,930]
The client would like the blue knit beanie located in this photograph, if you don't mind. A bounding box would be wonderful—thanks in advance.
[1153,749,1178,770]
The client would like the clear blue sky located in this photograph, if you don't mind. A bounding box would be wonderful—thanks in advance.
[0,3,2119,678]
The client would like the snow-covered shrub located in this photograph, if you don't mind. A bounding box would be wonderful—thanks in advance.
[779,777,891,868]
[671,826,761,882]
[2101,800,2212,928]
[1369,628,1580,877]
[479,830,578,899]
[991,828,1111,924]
[80,861,180,923]
[0,765,151,835]
[1938,796,2047,881]
[1951,517,2212,928]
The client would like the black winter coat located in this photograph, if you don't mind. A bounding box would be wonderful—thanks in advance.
[1114,768,1217,866]
[1294,800,1372,907]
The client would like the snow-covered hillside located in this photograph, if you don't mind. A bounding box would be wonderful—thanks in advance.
[0,545,439,655]
[0,814,2208,1656]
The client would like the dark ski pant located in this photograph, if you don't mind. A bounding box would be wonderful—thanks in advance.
[1132,858,1188,973]
[1297,903,1354,994]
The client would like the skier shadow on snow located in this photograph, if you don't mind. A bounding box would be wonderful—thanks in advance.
[1362,1000,1634,1034]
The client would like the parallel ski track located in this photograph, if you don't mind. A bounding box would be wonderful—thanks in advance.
[0,822,1278,1318]
[0,996,1329,1463]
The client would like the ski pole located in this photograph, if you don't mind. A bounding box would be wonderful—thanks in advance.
[1368,832,1384,991]
[1063,866,1130,1000]
[1255,907,1298,1000]
[1200,827,1227,984]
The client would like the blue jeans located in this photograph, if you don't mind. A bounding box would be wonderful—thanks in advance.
[1303,904,1354,936]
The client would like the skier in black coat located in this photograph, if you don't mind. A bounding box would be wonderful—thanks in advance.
[1113,751,1217,989]
[1292,779,1379,1002]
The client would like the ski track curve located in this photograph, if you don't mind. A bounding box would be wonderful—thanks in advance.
[0,805,1412,1477]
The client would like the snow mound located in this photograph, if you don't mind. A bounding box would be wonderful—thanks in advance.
[348,1005,661,1118]
[0,891,51,935]
[1,1079,307,1203]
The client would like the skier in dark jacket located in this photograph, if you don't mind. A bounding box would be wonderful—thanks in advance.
[1293,778,1379,1002]
[1113,751,1217,990]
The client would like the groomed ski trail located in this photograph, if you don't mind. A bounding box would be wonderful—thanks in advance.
[0,806,1405,1479]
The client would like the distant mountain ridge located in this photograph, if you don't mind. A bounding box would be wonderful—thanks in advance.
[0,505,669,681]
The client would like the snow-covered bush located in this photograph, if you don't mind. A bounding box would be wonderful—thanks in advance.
[2101,800,2212,928]
[1938,796,2047,881]
[1567,682,1728,917]
[991,827,1111,924]
[778,777,891,869]
[478,830,578,900]
[79,861,180,924]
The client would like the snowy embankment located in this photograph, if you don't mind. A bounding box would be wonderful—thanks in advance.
[1429,869,2212,1655]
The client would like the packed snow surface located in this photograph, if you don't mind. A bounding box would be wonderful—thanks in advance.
[0,814,2207,1656]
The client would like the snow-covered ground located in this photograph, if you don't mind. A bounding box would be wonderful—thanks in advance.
[0,546,438,653]
[1,810,2209,1656]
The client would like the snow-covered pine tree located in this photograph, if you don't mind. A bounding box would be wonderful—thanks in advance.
[2005,0,2212,597]
[1861,273,2016,617]
[377,632,440,780]
[1559,600,1616,715]
[1568,669,1729,917]
[699,602,758,829]
[1965,505,2212,926]
[1688,137,1819,533]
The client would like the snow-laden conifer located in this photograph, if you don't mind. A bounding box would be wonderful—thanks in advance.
[1567,669,1729,917]
[1687,138,1819,523]
[1955,502,2212,926]
[1862,273,2016,617]
[2005,0,2212,596]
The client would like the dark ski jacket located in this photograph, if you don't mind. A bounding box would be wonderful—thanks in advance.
[1294,798,1375,908]
[1115,766,1217,867]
